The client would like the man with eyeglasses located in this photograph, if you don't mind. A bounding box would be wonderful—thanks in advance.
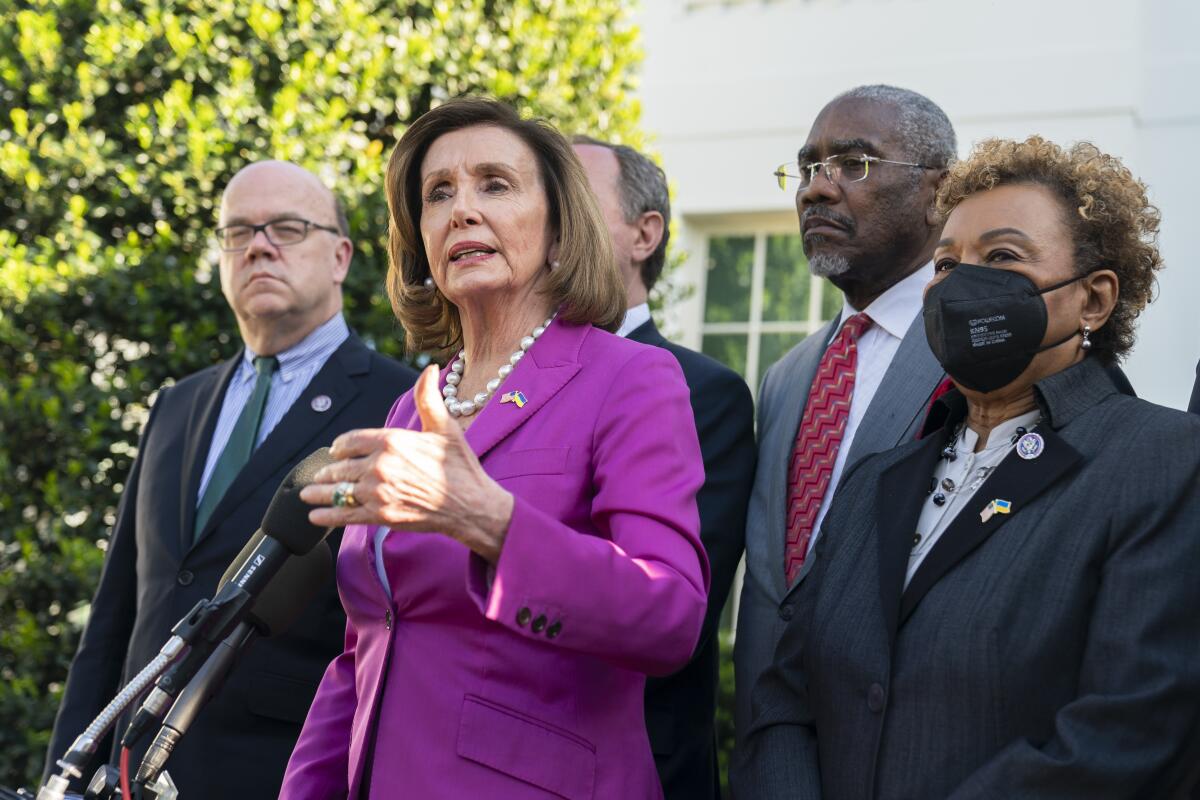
[731,85,955,788]
[45,161,415,798]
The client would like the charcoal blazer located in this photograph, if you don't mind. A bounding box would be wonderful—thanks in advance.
[628,319,756,800]
[45,334,415,798]
[734,356,1200,799]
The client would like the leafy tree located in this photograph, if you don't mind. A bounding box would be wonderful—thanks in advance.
[0,0,644,787]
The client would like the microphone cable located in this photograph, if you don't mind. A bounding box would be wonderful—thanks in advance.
[119,747,132,800]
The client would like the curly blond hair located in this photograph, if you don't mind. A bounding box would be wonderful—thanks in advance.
[936,136,1162,363]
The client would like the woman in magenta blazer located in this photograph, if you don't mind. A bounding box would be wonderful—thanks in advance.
[278,99,709,799]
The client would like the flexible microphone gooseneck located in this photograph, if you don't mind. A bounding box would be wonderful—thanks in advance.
[134,539,334,787]
[39,448,335,800]
[120,447,336,753]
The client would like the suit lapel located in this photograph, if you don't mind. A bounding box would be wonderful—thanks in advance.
[178,356,241,554]
[191,337,372,550]
[876,435,945,646]
[846,313,945,465]
[462,320,584,461]
[767,316,838,595]
[899,427,1082,624]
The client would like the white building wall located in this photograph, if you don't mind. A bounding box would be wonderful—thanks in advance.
[638,0,1200,408]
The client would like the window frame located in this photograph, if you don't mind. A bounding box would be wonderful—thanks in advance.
[691,215,838,398]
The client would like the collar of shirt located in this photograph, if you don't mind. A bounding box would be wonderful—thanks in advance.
[241,312,351,384]
[956,408,1043,454]
[829,261,934,344]
[616,302,651,339]
[907,406,1043,585]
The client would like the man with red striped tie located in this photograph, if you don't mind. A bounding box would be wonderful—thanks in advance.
[732,85,953,757]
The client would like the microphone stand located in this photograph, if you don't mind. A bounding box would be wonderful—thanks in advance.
[134,624,255,790]
[38,448,335,800]
[36,599,213,800]
[38,585,255,800]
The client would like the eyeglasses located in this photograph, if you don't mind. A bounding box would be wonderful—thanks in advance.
[215,217,341,252]
[773,154,934,191]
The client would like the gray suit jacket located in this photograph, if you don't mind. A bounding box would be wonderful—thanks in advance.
[734,356,1200,799]
[732,311,943,745]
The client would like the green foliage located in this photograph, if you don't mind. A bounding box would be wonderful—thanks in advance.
[717,631,736,797]
[0,0,644,788]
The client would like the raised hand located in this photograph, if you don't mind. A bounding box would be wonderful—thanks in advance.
[299,364,514,562]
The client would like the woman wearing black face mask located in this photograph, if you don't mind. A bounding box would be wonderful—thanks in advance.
[735,136,1200,800]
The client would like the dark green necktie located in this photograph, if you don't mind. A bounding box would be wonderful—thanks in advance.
[194,355,278,538]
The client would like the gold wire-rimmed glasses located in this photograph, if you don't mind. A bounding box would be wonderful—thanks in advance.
[773,154,934,191]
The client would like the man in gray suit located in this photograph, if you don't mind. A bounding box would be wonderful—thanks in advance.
[732,85,953,749]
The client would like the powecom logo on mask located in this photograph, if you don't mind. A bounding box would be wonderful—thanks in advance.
[968,314,1013,350]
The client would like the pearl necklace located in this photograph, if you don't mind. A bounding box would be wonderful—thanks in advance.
[442,312,556,417]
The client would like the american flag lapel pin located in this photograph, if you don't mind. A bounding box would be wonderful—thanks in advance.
[500,390,528,408]
[979,498,1013,523]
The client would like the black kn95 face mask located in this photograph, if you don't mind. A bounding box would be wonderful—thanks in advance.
[923,263,1083,393]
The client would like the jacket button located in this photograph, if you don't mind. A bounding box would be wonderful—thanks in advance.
[177,570,194,587]
[531,614,548,633]
[516,607,532,627]
[546,621,562,639]
[778,603,794,621]
[384,609,393,630]
[867,683,886,713]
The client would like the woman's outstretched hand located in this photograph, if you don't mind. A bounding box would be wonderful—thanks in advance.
[300,364,514,562]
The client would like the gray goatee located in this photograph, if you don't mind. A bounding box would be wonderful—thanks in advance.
[809,252,851,278]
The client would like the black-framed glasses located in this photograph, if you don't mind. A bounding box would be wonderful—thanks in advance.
[773,154,934,191]
[215,217,341,251]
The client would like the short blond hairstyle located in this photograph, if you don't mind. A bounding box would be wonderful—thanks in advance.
[385,98,625,359]
[936,136,1162,363]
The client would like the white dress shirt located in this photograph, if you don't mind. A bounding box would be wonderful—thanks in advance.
[616,302,651,339]
[906,409,1041,587]
[807,262,934,554]
[196,312,350,505]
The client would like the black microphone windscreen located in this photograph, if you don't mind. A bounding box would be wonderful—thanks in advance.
[262,447,336,554]
[216,533,334,636]
[250,542,333,636]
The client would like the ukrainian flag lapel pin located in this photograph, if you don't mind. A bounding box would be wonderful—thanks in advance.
[500,390,528,408]
[979,498,1013,523]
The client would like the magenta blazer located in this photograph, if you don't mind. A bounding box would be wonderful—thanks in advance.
[280,320,710,799]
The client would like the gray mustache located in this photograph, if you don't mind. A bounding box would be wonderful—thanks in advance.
[801,207,855,235]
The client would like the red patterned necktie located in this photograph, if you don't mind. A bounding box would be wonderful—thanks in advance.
[784,312,873,585]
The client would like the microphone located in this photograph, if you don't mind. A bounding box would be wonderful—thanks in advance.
[120,447,335,750]
[44,448,335,799]
[134,540,334,787]
[215,531,334,635]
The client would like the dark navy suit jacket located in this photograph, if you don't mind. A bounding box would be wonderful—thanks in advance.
[629,319,756,800]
